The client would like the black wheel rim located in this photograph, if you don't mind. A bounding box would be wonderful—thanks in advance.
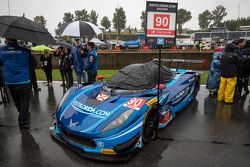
[143,108,159,142]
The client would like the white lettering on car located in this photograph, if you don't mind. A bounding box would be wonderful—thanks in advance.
[72,100,110,117]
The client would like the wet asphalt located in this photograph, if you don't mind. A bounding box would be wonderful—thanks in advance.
[0,83,249,167]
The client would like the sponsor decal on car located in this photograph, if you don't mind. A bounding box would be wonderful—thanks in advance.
[189,77,195,83]
[71,100,111,118]
[97,141,104,148]
[171,86,190,105]
[124,98,146,110]
[146,97,157,106]
[96,93,109,101]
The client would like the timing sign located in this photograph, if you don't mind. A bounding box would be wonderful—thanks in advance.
[146,1,177,46]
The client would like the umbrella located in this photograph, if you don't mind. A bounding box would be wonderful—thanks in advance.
[31,45,52,52]
[0,15,54,44]
[55,40,72,49]
[89,37,105,46]
[58,21,102,37]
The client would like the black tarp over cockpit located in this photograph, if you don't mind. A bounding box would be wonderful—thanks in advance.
[105,61,174,90]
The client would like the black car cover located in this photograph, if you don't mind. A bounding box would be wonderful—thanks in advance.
[105,61,175,90]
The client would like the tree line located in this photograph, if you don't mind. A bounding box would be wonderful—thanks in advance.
[33,5,250,36]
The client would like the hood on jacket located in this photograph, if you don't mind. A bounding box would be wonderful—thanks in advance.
[225,43,236,53]
[213,52,222,60]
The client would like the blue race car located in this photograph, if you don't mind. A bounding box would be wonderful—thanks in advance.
[50,59,201,161]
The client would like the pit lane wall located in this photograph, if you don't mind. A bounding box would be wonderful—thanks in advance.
[98,51,213,70]
[33,51,213,70]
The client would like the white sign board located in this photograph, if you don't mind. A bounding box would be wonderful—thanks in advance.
[146,1,178,46]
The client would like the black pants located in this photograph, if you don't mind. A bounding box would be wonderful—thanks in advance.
[88,71,97,83]
[29,69,38,89]
[44,67,52,83]
[8,83,31,126]
[65,68,73,86]
[59,67,66,84]
[237,71,249,93]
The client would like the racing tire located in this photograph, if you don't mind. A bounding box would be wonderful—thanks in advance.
[142,105,159,143]
[194,80,200,98]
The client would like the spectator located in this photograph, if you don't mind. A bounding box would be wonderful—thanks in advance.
[234,39,247,95]
[40,49,53,86]
[206,48,223,96]
[242,47,250,93]
[85,42,98,83]
[58,47,67,86]
[70,38,87,87]
[199,42,203,52]
[217,43,240,103]
[29,54,41,92]
[0,37,32,129]
[79,46,88,83]
[63,47,73,87]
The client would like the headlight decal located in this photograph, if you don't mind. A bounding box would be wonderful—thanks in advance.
[105,121,143,140]
[102,108,135,132]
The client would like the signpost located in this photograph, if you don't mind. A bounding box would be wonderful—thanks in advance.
[146,1,178,140]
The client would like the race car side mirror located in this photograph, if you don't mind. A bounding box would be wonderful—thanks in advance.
[155,84,166,89]
[97,75,104,81]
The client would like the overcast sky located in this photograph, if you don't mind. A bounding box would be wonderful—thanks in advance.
[0,0,249,36]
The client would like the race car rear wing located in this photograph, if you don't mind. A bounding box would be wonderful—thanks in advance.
[153,59,206,72]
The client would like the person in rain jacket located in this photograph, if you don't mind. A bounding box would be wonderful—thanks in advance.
[0,37,31,129]
[234,39,247,96]
[63,47,73,87]
[70,38,87,86]
[85,42,98,83]
[242,46,250,93]
[54,47,66,86]
[217,43,240,103]
[206,48,223,96]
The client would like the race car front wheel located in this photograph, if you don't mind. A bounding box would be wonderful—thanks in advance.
[142,106,159,143]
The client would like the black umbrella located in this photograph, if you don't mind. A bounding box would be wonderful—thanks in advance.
[58,21,102,37]
[55,39,72,49]
[0,15,54,44]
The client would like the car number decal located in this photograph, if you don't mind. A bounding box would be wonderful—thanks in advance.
[124,98,146,110]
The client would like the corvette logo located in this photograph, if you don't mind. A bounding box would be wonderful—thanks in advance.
[69,119,78,127]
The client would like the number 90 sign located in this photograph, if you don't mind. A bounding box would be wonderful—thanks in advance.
[153,14,170,29]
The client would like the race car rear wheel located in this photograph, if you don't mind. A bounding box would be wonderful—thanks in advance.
[142,106,159,143]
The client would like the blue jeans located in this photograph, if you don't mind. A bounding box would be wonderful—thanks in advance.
[77,72,88,84]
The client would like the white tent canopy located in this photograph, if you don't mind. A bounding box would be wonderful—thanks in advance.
[89,38,105,46]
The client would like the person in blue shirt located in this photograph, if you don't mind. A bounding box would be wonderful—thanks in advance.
[70,38,87,86]
[85,42,98,83]
[0,37,32,129]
